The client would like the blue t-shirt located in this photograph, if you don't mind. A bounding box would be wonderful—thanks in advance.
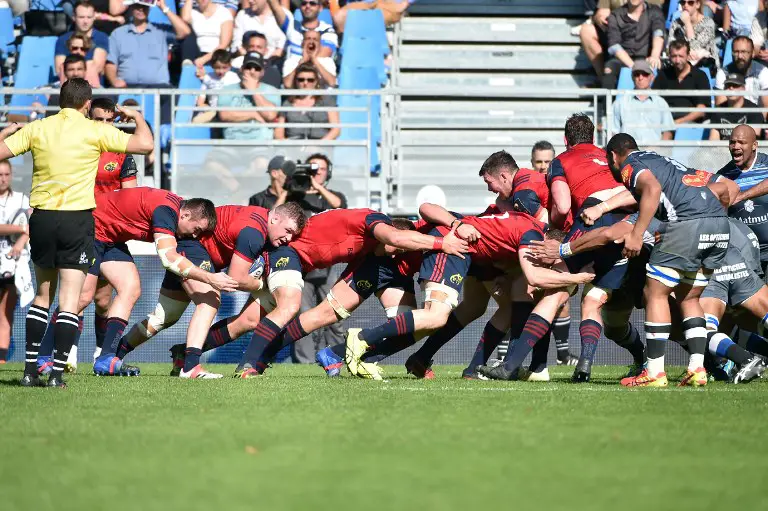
[218,82,281,140]
[55,29,110,59]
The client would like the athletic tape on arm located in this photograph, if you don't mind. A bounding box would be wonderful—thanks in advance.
[155,235,194,278]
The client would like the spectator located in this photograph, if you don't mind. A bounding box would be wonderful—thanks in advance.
[233,0,286,60]
[218,52,280,141]
[65,32,92,59]
[267,0,338,59]
[194,49,240,123]
[275,64,340,140]
[709,72,764,139]
[652,40,709,125]
[106,0,190,88]
[579,0,664,81]
[0,160,30,364]
[180,0,234,67]
[231,31,283,87]
[613,60,675,143]
[724,0,760,36]
[55,1,109,87]
[750,2,768,63]
[715,36,768,108]
[14,55,89,123]
[249,155,289,209]
[530,140,555,174]
[90,0,125,34]
[282,30,337,87]
[328,0,410,33]
[667,0,719,68]
[602,0,665,89]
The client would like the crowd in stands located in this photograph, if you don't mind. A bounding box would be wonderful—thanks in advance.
[4,0,415,144]
[578,0,768,143]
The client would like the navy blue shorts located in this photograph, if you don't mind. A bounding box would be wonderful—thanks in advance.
[161,239,214,291]
[563,199,629,291]
[341,255,415,299]
[89,240,133,276]
[418,228,472,291]
[264,245,304,276]
[467,262,503,282]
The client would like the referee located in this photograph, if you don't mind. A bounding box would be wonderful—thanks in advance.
[0,78,153,387]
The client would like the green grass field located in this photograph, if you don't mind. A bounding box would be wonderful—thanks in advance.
[2,362,768,511]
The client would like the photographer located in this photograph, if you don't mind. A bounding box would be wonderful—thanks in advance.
[275,153,347,363]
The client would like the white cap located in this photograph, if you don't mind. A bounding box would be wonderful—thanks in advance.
[415,185,447,209]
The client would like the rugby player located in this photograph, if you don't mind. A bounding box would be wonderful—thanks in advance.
[345,202,594,381]
[605,134,732,387]
[86,187,237,375]
[36,97,139,373]
[118,203,305,378]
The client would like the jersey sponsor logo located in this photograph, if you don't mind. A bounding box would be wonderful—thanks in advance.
[275,256,290,268]
[356,279,372,291]
[681,169,711,187]
[199,260,212,271]
[593,158,608,166]
[103,161,117,172]
[620,164,633,186]
[449,273,463,285]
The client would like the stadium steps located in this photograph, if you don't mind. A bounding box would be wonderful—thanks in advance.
[398,44,589,71]
[408,0,584,17]
[397,72,593,89]
[400,17,579,44]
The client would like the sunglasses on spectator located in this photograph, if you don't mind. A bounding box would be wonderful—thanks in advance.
[243,64,263,71]
[680,0,698,5]
[632,71,651,77]
[302,1,320,6]
[297,77,317,83]
[69,45,87,52]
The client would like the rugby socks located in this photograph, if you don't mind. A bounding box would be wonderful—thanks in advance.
[682,317,707,371]
[116,337,135,359]
[359,311,415,345]
[241,317,283,369]
[202,318,234,352]
[329,342,346,359]
[102,317,128,356]
[52,311,80,377]
[609,323,646,366]
[283,317,308,344]
[37,309,57,358]
[94,312,108,350]
[552,315,572,362]
[509,302,536,339]
[24,305,48,374]
[708,332,752,366]
[0,346,7,361]
[502,314,551,372]
[466,322,507,372]
[529,333,551,373]
[579,319,602,365]
[183,347,203,372]
[644,321,670,376]
[363,335,416,363]
[741,330,768,358]
[412,312,463,362]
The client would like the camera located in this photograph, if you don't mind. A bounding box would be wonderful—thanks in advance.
[284,160,320,195]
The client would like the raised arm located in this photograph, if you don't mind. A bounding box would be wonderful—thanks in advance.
[116,106,154,154]
[267,0,288,30]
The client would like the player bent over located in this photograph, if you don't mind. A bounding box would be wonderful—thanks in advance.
[118,203,305,378]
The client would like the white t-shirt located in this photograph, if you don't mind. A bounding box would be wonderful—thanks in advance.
[191,5,234,54]
[715,61,768,104]
[0,190,29,255]
[232,9,286,58]
[282,55,337,78]
[200,69,241,106]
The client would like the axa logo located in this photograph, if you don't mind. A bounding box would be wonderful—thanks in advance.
[275,256,290,268]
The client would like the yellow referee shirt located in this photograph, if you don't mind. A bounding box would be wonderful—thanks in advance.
[4,108,132,211]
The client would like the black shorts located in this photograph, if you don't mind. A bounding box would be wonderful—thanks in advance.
[89,240,134,276]
[340,255,415,299]
[29,209,94,270]
[162,239,214,291]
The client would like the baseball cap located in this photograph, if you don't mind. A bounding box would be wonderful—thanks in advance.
[724,72,746,87]
[267,156,286,172]
[242,52,265,69]
[632,60,653,75]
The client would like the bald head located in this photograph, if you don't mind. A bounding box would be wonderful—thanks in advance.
[729,124,758,170]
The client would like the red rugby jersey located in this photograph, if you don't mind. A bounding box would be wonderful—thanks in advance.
[94,153,138,196]
[94,187,182,243]
[547,143,620,213]
[200,205,270,270]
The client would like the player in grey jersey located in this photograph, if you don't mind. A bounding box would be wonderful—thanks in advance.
[605,134,735,388]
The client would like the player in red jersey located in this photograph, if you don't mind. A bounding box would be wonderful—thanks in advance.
[546,114,632,381]
[345,201,594,380]
[116,203,306,378]
[186,207,468,377]
[85,187,237,375]
[35,98,142,373]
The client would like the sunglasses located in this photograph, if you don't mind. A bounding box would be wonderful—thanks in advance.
[632,71,651,77]
[70,46,86,52]
[243,64,263,71]
[296,77,317,83]
[301,1,319,6]
[680,0,698,5]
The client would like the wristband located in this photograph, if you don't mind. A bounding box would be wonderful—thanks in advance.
[559,242,573,258]
[432,237,444,251]
[598,202,608,213]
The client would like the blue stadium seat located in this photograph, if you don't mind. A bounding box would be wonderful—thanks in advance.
[0,8,16,56]
[9,36,56,116]
[172,64,211,165]
[666,0,680,29]
[292,7,333,25]
[674,127,706,141]
[723,38,733,68]
[30,0,63,10]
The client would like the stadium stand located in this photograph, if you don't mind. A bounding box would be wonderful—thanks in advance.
[8,36,56,117]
